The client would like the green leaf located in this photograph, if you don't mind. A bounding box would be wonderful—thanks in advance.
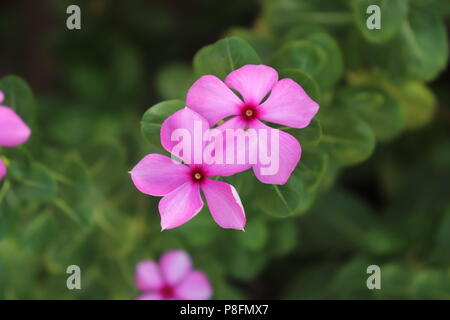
[384,81,436,129]
[299,190,379,254]
[399,5,448,81]
[271,40,327,81]
[0,75,36,125]
[141,100,185,149]
[336,86,405,141]
[282,118,322,149]
[319,110,375,166]
[193,37,261,79]
[303,32,343,90]
[263,0,351,37]
[226,28,275,63]
[279,68,320,103]
[331,257,373,299]
[243,149,328,218]
[352,0,409,43]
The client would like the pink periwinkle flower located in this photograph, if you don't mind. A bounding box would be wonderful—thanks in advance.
[186,64,319,185]
[131,107,247,230]
[0,90,31,180]
[136,250,212,300]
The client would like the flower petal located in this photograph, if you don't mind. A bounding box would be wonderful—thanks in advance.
[135,260,164,291]
[258,78,319,128]
[175,270,212,300]
[159,182,203,230]
[136,292,164,300]
[0,106,31,147]
[0,159,6,181]
[161,108,210,164]
[202,179,246,230]
[225,64,278,105]
[203,116,252,177]
[130,154,190,196]
[248,120,301,185]
[160,250,192,286]
[186,75,241,126]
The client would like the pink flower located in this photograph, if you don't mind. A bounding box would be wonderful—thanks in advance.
[0,90,31,180]
[131,107,247,230]
[186,64,319,185]
[135,250,212,300]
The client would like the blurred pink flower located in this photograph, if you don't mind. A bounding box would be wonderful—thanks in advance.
[131,108,246,230]
[186,64,319,184]
[0,90,31,180]
[135,250,212,300]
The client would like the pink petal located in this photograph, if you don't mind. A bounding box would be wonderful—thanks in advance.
[201,179,246,230]
[258,78,319,128]
[0,91,4,103]
[225,64,278,105]
[248,120,301,185]
[203,116,252,177]
[130,154,190,196]
[0,159,6,181]
[160,108,210,164]
[160,250,192,286]
[159,182,203,230]
[135,260,164,291]
[175,270,212,300]
[0,106,31,147]
[136,292,164,300]
[186,75,241,126]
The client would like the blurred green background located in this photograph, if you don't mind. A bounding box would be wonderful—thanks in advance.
[0,0,449,299]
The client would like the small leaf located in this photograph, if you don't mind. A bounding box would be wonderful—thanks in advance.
[141,100,185,149]
[0,75,36,125]
[319,110,375,167]
[352,0,409,43]
[193,37,261,79]
[336,86,405,141]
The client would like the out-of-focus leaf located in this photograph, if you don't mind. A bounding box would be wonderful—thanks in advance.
[336,86,405,141]
[193,37,261,79]
[352,0,409,43]
[399,5,448,81]
[271,40,326,82]
[332,257,374,299]
[319,110,375,166]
